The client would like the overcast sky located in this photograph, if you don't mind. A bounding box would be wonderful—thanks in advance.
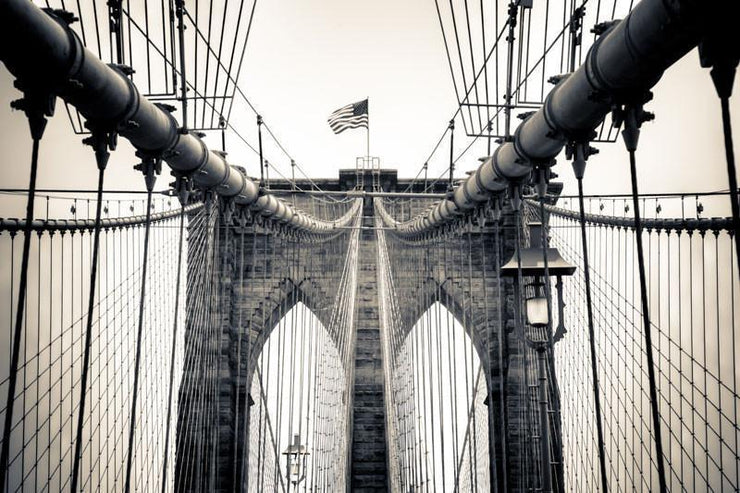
[0,0,737,210]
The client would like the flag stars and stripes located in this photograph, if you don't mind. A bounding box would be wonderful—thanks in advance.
[328,99,369,134]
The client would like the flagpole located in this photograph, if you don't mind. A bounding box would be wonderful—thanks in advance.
[366,96,370,159]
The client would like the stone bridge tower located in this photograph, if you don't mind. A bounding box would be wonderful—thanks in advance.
[177,168,562,491]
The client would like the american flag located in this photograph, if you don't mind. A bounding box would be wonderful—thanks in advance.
[327,99,369,134]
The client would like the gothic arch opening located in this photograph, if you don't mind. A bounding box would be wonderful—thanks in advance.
[389,301,490,491]
[246,301,347,492]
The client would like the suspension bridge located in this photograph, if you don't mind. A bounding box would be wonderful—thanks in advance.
[0,0,738,491]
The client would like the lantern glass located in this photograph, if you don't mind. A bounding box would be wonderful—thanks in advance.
[526,296,549,327]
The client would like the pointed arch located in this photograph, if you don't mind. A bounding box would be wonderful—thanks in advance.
[245,301,348,492]
[245,280,339,381]
[392,301,491,491]
[401,281,494,378]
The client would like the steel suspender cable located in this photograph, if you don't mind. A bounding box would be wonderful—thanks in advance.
[203,204,218,489]
[420,244,430,491]
[418,246,445,485]
[256,337,266,489]
[258,229,269,492]
[295,269,307,493]
[176,208,204,489]
[175,0,188,127]
[442,238,458,487]
[240,226,257,491]
[701,32,739,275]
[232,220,245,490]
[47,227,55,490]
[513,205,533,489]
[718,95,740,274]
[0,101,47,487]
[465,224,479,491]
[621,104,667,493]
[274,233,286,489]
[304,266,315,493]
[492,209,509,491]
[257,115,265,184]
[428,242,440,489]
[285,235,297,493]
[161,198,186,493]
[478,214,499,491]
[410,252,428,490]
[212,206,229,489]
[307,235,317,493]
[70,133,110,492]
[413,239,423,490]
[573,173,609,493]
[532,193,553,493]
[124,158,159,493]
[447,120,455,191]
[451,236,462,482]
[459,225,473,488]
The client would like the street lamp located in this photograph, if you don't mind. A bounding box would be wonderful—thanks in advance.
[500,221,575,493]
[500,222,575,341]
[282,433,309,487]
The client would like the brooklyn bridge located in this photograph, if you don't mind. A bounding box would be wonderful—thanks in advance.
[0,0,738,491]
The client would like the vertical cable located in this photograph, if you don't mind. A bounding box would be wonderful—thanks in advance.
[447,119,455,191]
[430,240,447,490]
[574,177,609,492]
[718,96,740,274]
[465,224,479,492]
[210,203,229,490]
[175,0,188,128]
[702,47,739,273]
[513,205,531,489]
[535,192,553,493]
[124,159,159,493]
[70,134,110,491]
[273,233,286,489]
[244,224,257,491]
[257,115,264,184]
[161,202,187,492]
[478,214,499,492]
[232,219,246,490]
[493,209,509,490]
[626,146,667,492]
[0,132,43,487]
[504,3,517,138]
[442,238,459,487]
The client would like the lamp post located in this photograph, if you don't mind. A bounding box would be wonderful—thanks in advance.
[501,221,575,492]
[282,433,309,488]
[525,279,554,492]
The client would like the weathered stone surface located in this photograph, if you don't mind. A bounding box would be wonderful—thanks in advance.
[349,194,388,491]
[177,170,563,492]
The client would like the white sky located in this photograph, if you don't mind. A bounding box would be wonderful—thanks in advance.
[0,0,737,205]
